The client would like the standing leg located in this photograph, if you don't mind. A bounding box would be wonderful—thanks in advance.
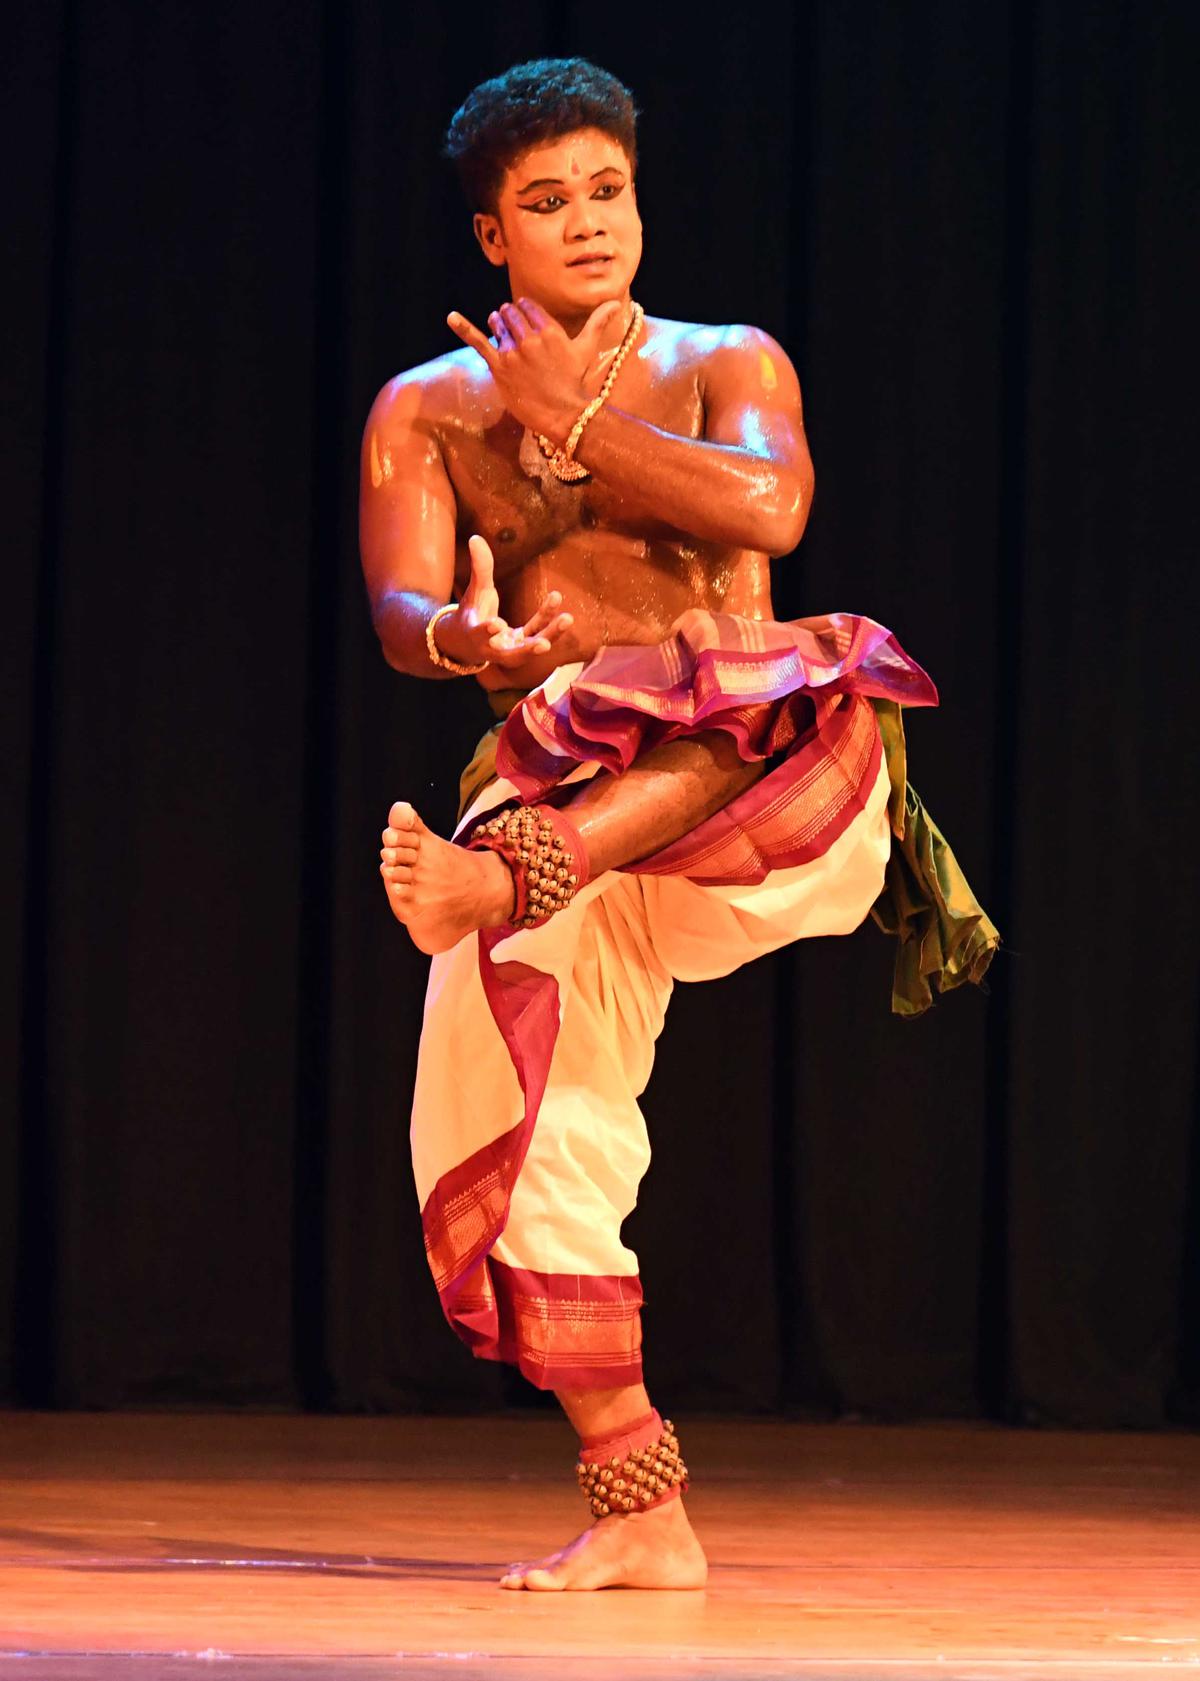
[409,847,710,1591]
[499,1383,707,1591]
[400,733,762,1590]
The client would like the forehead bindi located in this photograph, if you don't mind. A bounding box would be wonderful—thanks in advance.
[507,129,630,196]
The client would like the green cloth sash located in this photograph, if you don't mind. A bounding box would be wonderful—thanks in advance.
[457,722,506,822]
[456,698,1000,1019]
[869,699,1001,1016]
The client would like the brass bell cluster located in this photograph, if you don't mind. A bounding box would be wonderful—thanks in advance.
[469,805,581,929]
[575,1420,688,1519]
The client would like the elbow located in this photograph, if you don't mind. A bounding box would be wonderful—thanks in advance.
[376,625,412,674]
[372,613,400,669]
[759,510,809,559]
[754,471,811,558]
[370,592,414,673]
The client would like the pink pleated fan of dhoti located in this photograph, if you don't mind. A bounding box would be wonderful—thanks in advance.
[410,609,938,1390]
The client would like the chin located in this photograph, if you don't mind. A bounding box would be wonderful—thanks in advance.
[561,269,631,309]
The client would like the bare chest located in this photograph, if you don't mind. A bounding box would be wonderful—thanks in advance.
[438,357,706,584]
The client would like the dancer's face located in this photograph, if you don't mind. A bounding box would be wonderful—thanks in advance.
[473,127,643,328]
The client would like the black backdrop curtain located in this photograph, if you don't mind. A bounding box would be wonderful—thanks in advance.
[4,0,1198,1428]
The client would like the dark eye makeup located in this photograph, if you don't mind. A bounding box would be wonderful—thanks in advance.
[520,182,625,214]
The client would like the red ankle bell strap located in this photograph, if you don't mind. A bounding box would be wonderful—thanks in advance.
[466,802,591,930]
[575,1409,689,1519]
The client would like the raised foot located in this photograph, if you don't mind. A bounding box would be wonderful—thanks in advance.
[379,800,514,954]
[499,1493,708,1592]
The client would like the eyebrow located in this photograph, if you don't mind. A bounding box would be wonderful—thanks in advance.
[515,167,625,194]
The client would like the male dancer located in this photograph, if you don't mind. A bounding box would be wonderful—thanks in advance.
[360,58,995,1591]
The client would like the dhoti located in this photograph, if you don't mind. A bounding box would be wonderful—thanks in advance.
[410,609,997,1390]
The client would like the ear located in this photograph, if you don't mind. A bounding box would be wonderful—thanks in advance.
[472,211,508,270]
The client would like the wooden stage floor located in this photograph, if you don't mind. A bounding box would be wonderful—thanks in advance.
[0,1411,1197,1679]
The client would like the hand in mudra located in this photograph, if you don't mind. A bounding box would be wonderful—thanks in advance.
[437,535,573,672]
[447,297,626,439]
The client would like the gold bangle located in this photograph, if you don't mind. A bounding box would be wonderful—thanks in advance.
[425,603,488,675]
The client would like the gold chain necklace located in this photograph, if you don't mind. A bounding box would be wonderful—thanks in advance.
[535,300,644,484]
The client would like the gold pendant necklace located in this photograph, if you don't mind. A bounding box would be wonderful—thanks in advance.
[535,301,644,484]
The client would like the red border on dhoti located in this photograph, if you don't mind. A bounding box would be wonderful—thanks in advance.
[420,610,937,1386]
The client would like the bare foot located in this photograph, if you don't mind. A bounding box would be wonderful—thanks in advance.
[499,1494,708,1592]
[379,801,514,954]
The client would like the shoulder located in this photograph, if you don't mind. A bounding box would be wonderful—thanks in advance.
[645,316,799,395]
[364,346,491,437]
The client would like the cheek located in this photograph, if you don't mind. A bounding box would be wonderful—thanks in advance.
[613,193,642,234]
[616,202,643,257]
[508,220,562,266]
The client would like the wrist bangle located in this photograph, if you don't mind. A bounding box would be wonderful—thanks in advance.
[425,603,488,675]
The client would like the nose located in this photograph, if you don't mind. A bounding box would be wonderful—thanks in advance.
[564,200,605,243]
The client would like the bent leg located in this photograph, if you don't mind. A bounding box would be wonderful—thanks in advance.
[380,729,763,952]
[556,727,765,875]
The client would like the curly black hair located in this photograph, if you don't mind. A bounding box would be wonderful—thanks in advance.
[443,58,638,214]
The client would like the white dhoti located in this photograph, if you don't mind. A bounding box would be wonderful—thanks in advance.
[412,702,894,1389]
[408,609,992,1389]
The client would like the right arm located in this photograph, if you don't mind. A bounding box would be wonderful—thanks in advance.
[358,373,572,678]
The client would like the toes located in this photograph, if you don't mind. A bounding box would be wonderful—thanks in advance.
[380,844,418,865]
[388,800,419,833]
[380,862,413,884]
[521,1568,566,1592]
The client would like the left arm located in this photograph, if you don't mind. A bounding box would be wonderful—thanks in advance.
[572,325,813,557]
[447,303,814,558]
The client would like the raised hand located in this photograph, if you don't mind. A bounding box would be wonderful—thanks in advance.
[433,534,574,673]
[447,298,626,439]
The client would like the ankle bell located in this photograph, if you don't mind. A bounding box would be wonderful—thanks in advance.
[467,803,590,930]
[575,1418,689,1520]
